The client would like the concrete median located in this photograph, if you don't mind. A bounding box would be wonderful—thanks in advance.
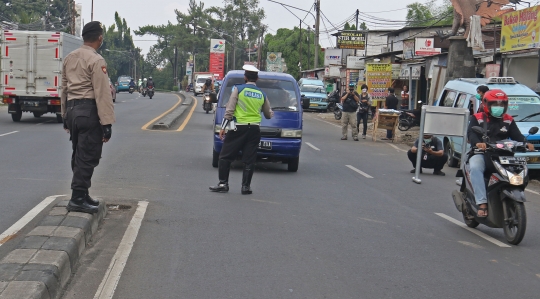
[152,92,194,130]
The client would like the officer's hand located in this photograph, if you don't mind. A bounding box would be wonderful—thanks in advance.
[476,143,487,151]
[63,118,69,134]
[102,125,112,143]
[527,143,535,151]
[219,129,226,140]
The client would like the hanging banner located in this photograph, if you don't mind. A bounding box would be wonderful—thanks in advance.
[403,39,415,59]
[501,6,540,53]
[366,63,392,101]
[267,52,283,72]
[400,65,421,80]
[336,31,367,50]
[346,56,365,69]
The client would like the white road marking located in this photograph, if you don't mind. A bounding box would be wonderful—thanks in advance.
[0,131,18,137]
[435,213,511,248]
[346,165,374,179]
[93,201,149,299]
[305,142,321,151]
[526,188,540,196]
[0,195,64,246]
[35,120,53,126]
[388,143,407,152]
[312,116,341,128]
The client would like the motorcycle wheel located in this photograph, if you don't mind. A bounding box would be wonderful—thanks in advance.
[398,119,411,131]
[462,209,479,228]
[503,201,527,245]
[334,111,342,120]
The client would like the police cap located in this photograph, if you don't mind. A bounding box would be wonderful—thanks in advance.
[82,21,103,37]
[243,65,260,73]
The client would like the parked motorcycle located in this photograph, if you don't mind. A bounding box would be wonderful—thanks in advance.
[334,103,343,120]
[147,86,155,99]
[203,91,213,114]
[453,126,539,245]
[398,101,423,131]
[326,90,340,112]
[128,86,135,94]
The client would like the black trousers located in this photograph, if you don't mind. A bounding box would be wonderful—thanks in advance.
[407,150,447,171]
[356,112,368,135]
[65,103,103,192]
[219,125,261,164]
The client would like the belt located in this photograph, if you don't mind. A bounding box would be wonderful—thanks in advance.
[236,123,260,126]
[67,99,96,107]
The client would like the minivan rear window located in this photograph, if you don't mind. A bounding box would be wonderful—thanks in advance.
[508,96,540,121]
[221,78,299,111]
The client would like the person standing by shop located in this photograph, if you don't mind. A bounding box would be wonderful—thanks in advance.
[61,21,115,214]
[340,83,360,141]
[382,87,399,141]
[210,65,273,195]
[356,84,371,139]
[401,85,410,110]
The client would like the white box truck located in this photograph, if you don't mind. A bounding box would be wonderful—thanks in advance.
[1,30,83,122]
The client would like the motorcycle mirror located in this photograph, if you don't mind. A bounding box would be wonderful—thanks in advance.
[472,126,486,135]
[529,127,539,135]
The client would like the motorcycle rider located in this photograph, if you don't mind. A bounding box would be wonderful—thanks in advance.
[129,78,136,89]
[147,76,154,88]
[467,89,534,217]
[138,78,143,91]
[202,78,217,104]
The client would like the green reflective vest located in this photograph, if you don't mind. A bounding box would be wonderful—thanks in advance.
[234,84,265,124]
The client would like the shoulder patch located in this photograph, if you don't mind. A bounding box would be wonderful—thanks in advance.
[101,66,107,74]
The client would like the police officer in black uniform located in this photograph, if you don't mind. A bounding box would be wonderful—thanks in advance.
[210,65,273,194]
[61,21,115,214]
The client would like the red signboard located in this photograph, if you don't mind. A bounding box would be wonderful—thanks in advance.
[209,53,225,80]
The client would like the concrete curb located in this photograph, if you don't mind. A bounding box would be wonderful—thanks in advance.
[0,200,107,299]
[151,93,194,130]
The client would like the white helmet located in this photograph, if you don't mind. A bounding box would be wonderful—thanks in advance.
[143,78,147,81]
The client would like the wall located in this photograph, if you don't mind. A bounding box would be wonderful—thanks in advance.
[504,56,539,91]
[387,27,452,52]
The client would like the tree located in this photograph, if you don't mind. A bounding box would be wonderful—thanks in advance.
[359,22,368,31]
[101,12,139,81]
[406,0,453,27]
[0,0,73,31]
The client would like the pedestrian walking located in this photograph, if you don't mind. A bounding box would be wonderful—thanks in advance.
[340,83,360,141]
[61,21,115,214]
[382,87,399,140]
[210,65,273,195]
[356,84,371,139]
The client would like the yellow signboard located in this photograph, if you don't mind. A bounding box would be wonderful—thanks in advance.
[366,63,392,101]
[501,6,540,53]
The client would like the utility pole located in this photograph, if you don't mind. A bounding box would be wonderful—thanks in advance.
[233,32,236,70]
[91,0,94,21]
[174,46,178,88]
[307,28,310,70]
[299,20,302,74]
[257,26,266,71]
[355,9,359,57]
[314,0,320,68]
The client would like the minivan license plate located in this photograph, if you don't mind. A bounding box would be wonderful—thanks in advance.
[258,141,272,150]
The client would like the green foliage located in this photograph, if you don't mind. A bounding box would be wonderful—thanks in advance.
[0,0,74,31]
[265,27,324,79]
[406,0,453,27]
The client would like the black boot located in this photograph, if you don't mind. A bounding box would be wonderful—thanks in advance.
[210,159,231,192]
[85,193,100,206]
[241,163,254,195]
[67,190,98,214]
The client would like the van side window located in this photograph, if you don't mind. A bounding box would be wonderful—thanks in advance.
[456,93,468,108]
[441,91,457,107]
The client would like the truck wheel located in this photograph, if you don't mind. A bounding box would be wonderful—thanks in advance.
[11,110,22,122]
[212,149,219,168]
[287,157,299,172]
[56,114,63,123]
[33,112,42,118]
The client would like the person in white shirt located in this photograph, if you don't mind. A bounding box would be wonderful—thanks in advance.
[400,85,410,110]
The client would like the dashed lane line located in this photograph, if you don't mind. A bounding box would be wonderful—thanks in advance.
[435,213,511,248]
[388,143,408,153]
[346,165,374,179]
[305,142,321,151]
[0,131,18,137]
[0,195,64,246]
[526,188,540,196]
[93,201,149,299]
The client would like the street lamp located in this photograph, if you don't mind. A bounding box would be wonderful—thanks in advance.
[105,49,137,79]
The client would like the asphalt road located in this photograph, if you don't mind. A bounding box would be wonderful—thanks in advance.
[3,92,540,298]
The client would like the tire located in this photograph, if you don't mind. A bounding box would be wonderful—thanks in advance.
[503,201,527,245]
[56,114,63,123]
[287,157,299,172]
[149,96,153,99]
[446,141,459,168]
[398,119,411,131]
[11,110,22,122]
[334,111,342,120]
[33,112,42,118]
[462,209,479,228]
[212,149,219,168]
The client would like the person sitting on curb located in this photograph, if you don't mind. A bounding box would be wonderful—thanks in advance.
[408,134,447,176]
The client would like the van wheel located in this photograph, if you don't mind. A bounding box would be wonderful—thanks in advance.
[56,114,63,123]
[446,141,459,168]
[287,157,299,172]
[212,149,219,168]
[11,110,22,122]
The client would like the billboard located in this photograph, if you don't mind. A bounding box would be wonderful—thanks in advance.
[501,6,540,53]
[210,39,226,53]
[346,56,365,69]
[324,48,342,66]
[415,38,441,56]
[403,39,415,59]
[336,31,366,50]
[366,63,392,101]
[266,52,283,72]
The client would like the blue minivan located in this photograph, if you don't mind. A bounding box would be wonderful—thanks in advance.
[433,77,540,169]
[213,71,307,172]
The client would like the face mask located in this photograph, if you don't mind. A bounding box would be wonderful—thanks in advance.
[490,106,504,117]
[424,138,432,144]
[362,89,367,93]
[475,94,481,101]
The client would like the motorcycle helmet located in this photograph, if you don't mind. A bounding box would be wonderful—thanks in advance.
[143,78,147,81]
[348,83,355,88]
[149,76,152,79]
[483,89,508,118]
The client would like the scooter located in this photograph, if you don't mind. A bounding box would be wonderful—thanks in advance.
[326,90,340,112]
[203,91,213,114]
[147,86,154,99]
[128,86,135,94]
[334,103,343,120]
[141,87,147,97]
[453,126,539,245]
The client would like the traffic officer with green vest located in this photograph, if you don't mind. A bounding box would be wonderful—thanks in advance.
[210,65,273,194]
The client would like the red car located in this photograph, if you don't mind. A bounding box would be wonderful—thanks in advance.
[109,78,117,103]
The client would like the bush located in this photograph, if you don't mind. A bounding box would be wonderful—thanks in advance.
[172,86,179,92]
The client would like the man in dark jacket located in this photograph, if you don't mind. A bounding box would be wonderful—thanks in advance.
[340,83,360,141]
[383,87,399,140]
[467,89,534,217]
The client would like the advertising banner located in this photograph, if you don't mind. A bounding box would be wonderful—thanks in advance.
[346,56,365,69]
[366,63,392,101]
[399,65,421,80]
[209,53,225,80]
[501,6,540,53]
[210,39,226,53]
[324,48,343,66]
[403,39,415,59]
[266,52,283,72]
[485,64,501,78]
[415,38,441,56]
[336,31,366,50]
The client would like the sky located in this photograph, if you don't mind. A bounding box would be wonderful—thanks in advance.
[75,0,444,55]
